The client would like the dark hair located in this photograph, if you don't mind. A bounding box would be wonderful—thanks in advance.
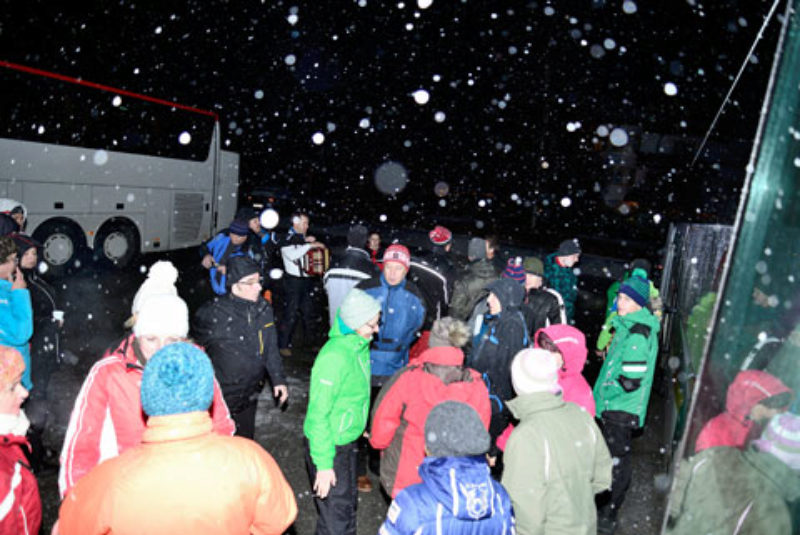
[537,331,562,357]
[761,391,792,409]
[0,236,16,262]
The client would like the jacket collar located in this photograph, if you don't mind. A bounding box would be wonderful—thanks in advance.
[507,391,565,419]
[744,448,800,502]
[142,411,213,444]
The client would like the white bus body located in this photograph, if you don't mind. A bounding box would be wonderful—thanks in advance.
[0,122,238,272]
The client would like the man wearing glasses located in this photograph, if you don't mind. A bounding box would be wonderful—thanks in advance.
[194,256,289,438]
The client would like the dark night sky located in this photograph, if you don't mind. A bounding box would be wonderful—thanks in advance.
[0,0,783,252]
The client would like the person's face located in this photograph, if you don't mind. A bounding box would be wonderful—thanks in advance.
[616,292,642,317]
[232,272,262,302]
[368,234,380,251]
[560,253,580,267]
[20,248,37,270]
[487,292,501,314]
[293,215,309,234]
[248,217,261,233]
[749,404,783,423]
[0,370,28,416]
[355,313,381,340]
[383,262,407,286]
[11,213,24,228]
[137,335,186,361]
[485,241,495,259]
[230,233,247,246]
[525,273,543,290]
[0,252,17,280]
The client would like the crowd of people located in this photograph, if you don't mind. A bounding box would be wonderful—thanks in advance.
[0,198,797,534]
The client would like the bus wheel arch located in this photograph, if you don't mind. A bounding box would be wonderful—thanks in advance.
[31,218,87,276]
[93,218,140,268]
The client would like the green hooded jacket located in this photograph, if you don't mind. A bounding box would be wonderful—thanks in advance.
[303,315,371,470]
[667,447,800,535]
[593,306,660,427]
[502,392,612,535]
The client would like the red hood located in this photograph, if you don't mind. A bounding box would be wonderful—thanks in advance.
[418,346,465,367]
[535,324,587,377]
[725,370,791,423]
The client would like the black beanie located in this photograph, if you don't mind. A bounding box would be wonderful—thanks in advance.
[225,256,260,290]
[347,224,368,248]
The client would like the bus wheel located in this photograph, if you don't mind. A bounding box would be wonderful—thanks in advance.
[32,220,86,277]
[94,220,140,268]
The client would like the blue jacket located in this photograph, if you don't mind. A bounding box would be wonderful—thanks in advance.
[379,456,515,535]
[203,232,249,295]
[357,275,425,377]
[0,280,33,389]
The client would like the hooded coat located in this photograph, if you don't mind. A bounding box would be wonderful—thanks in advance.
[593,306,660,427]
[694,370,791,453]
[535,324,595,416]
[378,456,514,535]
[0,431,41,535]
[408,246,457,330]
[667,446,800,535]
[502,392,612,535]
[369,346,491,497]
[449,258,499,321]
[57,412,297,535]
[303,316,372,471]
[0,279,33,390]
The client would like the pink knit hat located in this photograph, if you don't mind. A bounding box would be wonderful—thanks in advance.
[0,347,24,387]
[383,244,411,270]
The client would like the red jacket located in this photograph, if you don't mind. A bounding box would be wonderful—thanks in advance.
[369,346,491,497]
[58,334,235,498]
[695,369,791,453]
[58,412,297,535]
[535,324,596,417]
[0,434,41,535]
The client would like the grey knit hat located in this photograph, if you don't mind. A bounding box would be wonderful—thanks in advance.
[339,288,381,330]
[467,237,487,261]
[425,401,490,457]
[557,238,581,256]
[429,317,470,348]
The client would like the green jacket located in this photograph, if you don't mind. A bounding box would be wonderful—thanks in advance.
[449,258,499,321]
[667,447,800,535]
[593,306,660,427]
[303,316,371,470]
[502,392,612,535]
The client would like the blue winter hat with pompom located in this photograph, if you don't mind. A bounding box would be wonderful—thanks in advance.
[141,342,214,417]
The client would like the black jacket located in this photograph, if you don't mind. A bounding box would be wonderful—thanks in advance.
[193,293,286,413]
[521,287,565,336]
[408,247,457,330]
[22,268,61,385]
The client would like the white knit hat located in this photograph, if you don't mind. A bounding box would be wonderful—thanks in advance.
[131,261,179,315]
[511,348,561,395]
[133,294,189,339]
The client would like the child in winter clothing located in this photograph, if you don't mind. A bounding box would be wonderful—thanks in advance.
[379,401,514,534]
[370,318,491,497]
[543,238,581,323]
[304,288,381,535]
[0,347,40,535]
[502,348,612,535]
[0,236,33,390]
[695,369,791,453]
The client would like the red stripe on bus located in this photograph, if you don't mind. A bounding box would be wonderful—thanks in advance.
[0,60,218,120]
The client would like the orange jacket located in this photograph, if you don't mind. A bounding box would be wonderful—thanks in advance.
[58,411,297,535]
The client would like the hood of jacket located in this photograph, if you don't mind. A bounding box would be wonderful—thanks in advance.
[418,346,464,367]
[418,456,499,521]
[487,278,525,311]
[725,370,791,424]
[612,305,661,337]
[507,391,566,420]
[535,324,587,378]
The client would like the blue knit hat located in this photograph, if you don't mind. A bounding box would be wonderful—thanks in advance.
[502,257,526,284]
[141,343,214,417]
[619,275,650,308]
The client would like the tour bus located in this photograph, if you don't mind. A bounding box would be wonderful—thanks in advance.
[0,61,239,274]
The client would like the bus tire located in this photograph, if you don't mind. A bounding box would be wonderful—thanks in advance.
[94,219,140,268]
[32,219,86,277]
